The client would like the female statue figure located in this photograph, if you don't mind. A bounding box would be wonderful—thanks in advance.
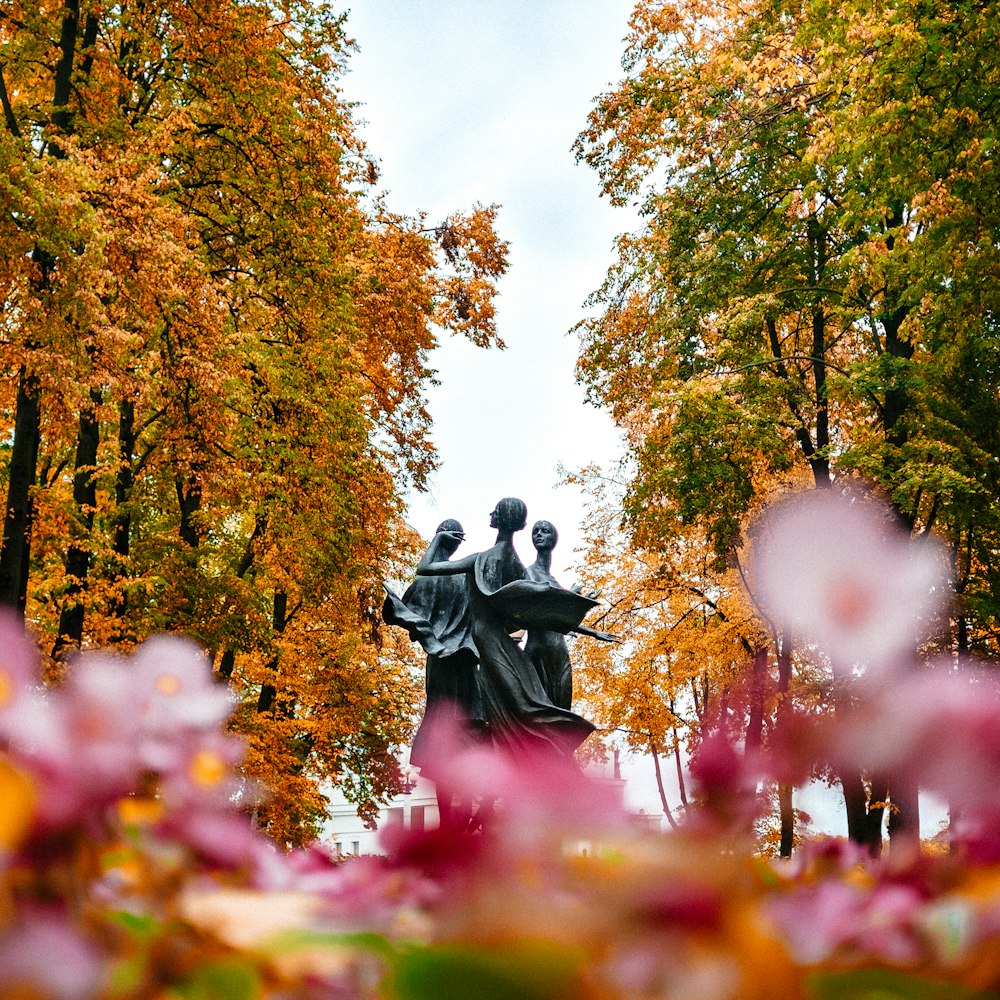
[415,498,596,760]
[382,519,483,770]
[525,520,618,710]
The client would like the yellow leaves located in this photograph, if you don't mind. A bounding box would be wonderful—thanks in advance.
[0,755,35,853]
[0,0,509,847]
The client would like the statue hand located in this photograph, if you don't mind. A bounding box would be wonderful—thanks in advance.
[593,629,621,643]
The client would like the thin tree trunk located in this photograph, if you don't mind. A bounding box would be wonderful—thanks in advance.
[672,726,689,809]
[776,632,794,856]
[113,399,136,561]
[778,784,794,857]
[745,645,769,754]
[0,367,41,614]
[53,389,102,659]
[176,473,202,548]
[650,742,679,831]
[215,515,267,680]
[257,589,288,714]
[107,399,136,641]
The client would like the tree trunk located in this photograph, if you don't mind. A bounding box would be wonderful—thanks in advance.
[107,399,136,641]
[53,389,102,659]
[176,473,202,548]
[887,777,920,852]
[673,728,689,810]
[776,632,794,856]
[778,784,794,857]
[744,645,769,755]
[214,515,267,681]
[0,367,41,614]
[650,741,680,830]
[257,589,288,714]
[832,656,886,855]
[841,769,871,846]
[807,219,831,489]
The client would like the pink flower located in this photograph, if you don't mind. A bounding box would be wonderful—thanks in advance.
[831,662,1000,855]
[751,490,947,672]
[414,713,628,842]
[687,730,762,833]
[2,653,143,829]
[158,805,263,868]
[0,610,45,745]
[156,727,245,809]
[130,636,234,762]
[3,635,240,832]
[767,878,928,966]
[0,908,105,1000]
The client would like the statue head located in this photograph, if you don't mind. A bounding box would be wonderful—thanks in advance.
[531,520,558,552]
[436,518,464,555]
[490,497,527,533]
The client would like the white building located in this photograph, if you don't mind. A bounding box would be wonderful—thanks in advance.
[321,751,657,856]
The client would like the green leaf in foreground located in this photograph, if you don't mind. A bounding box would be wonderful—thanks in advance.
[807,968,999,1000]
[388,941,584,1000]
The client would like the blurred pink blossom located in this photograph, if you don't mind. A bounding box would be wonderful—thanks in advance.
[157,727,245,808]
[752,490,947,672]
[832,663,1000,855]
[411,711,628,842]
[0,909,105,1000]
[1,654,142,828]
[0,610,46,746]
[130,636,234,765]
[767,878,928,965]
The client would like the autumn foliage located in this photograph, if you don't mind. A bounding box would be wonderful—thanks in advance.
[571,0,1000,852]
[0,0,508,842]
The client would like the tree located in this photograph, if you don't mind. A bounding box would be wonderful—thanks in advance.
[0,0,508,843]
[574,0,1000,850]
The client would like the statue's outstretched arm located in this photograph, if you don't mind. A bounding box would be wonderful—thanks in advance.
[573,624,621,643]
[416,534,477,576]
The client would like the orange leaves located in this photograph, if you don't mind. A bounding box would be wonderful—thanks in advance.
[0,0,507,843]
[429,203,509,348]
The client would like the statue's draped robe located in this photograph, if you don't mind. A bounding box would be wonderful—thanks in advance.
[523,562,573,710]
[468,539,594,757]
[382,535,482,770]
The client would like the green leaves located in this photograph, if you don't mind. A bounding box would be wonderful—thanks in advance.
[388,942,584,1000]
[806,968,994,1000]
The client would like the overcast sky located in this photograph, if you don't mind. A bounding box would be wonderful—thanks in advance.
[341,1,637,581]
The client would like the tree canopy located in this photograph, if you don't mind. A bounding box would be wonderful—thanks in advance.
[573,0,1000,851]
[0,0,508,843]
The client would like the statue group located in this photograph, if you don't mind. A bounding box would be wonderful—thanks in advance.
[383,497,617,827]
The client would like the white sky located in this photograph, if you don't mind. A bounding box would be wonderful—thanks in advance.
[341,0,636,582]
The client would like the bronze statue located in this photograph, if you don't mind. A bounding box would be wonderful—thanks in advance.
[524,520,617,710]
[382,518,483,824]
[413,498,597,760]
